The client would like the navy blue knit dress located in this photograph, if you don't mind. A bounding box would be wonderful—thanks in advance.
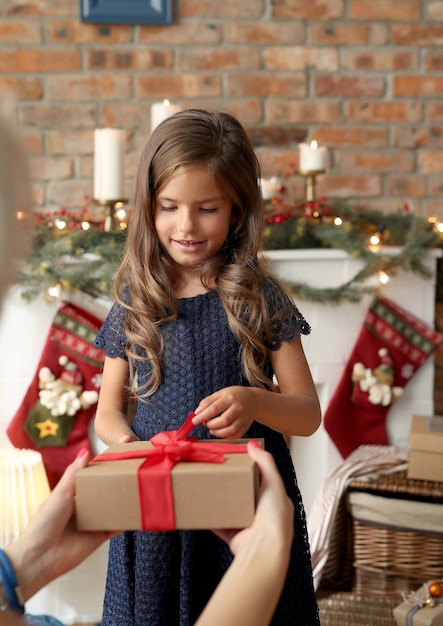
[95,279,320,626]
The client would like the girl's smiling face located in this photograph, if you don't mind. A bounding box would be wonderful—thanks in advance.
[154,164,233,278]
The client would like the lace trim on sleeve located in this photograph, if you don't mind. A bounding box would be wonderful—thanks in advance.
[265,278,311,351]
[94,300,128,360]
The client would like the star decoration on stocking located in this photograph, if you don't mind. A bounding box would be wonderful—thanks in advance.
[35,418,60,438]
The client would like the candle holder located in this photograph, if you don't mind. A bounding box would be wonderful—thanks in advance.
[95,198,128,231]
[298,169,325,202]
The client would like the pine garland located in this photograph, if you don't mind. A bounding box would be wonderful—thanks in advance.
[14,202,442,304]
[15,211,126,302]
[262,201,441,304]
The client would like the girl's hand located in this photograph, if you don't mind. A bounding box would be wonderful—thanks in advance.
[192,386,256,439]
[118,432,140,443]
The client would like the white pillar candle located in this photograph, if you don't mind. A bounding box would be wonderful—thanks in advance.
[150,99,182,133]
[299,140,328,172]
[93,128,125,201]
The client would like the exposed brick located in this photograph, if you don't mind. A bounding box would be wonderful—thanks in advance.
[393,75,443,97]
[227,73,306,98]
[246,126,306,148]
[427,1,443,20]
[217,101,263,127]
[23,130,43,155]
[178,48,260,71]
[30,156,74,180]
[315,76,385,98]
[427,102,443,121]
[46,20,133,44]
[0,48,81,73]
[137,75,222,99]
[385,175,427,196]
[0,20,41,44]
[314,125,389,147]
[391,24,443,45]
[139,23,222,45]
[262,47,339,72]
[342,49,418,72]
[429,175,443,196]
[418,150,443,173]
[46,75,133,101]
[425,51,443,71]
[100,103,157,129]
[254,149,298,174]
[348,101,422,123]
[336,150,414,172]
[46,130,96,155]
[267,100,343,124]
[349,0,421,21]
[319,174,382,198]
[0,76,42,100]
[393,126,443,148]
[272,0,345,19]
[19,104,96,128]
[181,0,263,18]
[87,48,172,71]
[310,22,387,45]
[47,180,99,210]
[6,0,78,17]
[424,199,443,219]
[227,21,305,45]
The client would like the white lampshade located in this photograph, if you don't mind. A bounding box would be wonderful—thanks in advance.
[0,448,51,546]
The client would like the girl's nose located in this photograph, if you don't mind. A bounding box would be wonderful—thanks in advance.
[178,208,196,233]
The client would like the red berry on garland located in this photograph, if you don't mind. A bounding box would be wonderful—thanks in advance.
[429,582,443,598]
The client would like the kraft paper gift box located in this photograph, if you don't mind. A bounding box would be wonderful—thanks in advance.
[76,416,261,532]
[407,415,443,483]
[393,583,443,626]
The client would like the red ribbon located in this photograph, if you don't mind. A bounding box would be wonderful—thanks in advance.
[92,412,248,531]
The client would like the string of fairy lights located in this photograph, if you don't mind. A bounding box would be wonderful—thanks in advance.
[14,180,443,305]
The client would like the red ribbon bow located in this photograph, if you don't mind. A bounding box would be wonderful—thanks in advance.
[92,412,248,531]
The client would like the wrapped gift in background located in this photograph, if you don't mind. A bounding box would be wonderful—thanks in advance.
[408,415,443,483]
[76,413,261,532]
[393,581,443,626]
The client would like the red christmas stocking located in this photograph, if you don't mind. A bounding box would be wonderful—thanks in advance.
[324,295,443,459]
[7,302,104,488]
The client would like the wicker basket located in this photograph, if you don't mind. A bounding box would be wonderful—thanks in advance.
[349,470,443,599]
[353,520,443,598]
[317,591,397,626]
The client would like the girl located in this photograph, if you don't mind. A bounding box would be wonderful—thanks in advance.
[94,109,322,626]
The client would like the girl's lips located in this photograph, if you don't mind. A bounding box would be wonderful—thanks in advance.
[174,239,204,250]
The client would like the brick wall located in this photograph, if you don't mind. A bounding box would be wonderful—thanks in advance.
[1,0,442,216]
[2,0,443,411]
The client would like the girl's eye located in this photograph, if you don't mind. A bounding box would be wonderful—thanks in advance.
[160,205,177,211]
[200,207,217,213]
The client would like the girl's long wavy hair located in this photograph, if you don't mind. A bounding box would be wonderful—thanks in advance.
[115,108,279,398]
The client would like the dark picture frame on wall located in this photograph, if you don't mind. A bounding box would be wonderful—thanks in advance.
[80,0,172,25]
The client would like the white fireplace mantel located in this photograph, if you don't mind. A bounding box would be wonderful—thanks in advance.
[0,247,440,623]
[264,247,441,514]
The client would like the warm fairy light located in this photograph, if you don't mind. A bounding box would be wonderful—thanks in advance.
[438,223,443,234]
[379,271,389,284]
[334,216,343,226]
[54,219,66,230]
[370,234,380,246]
[116,208,126,220]
[81,221,90,230]
[47,283,61,299]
